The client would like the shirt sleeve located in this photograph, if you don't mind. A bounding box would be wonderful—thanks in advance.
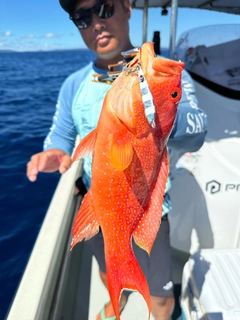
[43,75,78,155]
[168,69,208,153]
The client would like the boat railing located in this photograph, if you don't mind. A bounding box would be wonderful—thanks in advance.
[6,147,84,320]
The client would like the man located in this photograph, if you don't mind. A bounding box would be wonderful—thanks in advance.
[27,0,207,319]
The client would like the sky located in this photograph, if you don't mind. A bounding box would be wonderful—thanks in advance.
[0,0,239,52]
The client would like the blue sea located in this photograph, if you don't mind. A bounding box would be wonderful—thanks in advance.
[0,47,169,319]
[0,49,95,319]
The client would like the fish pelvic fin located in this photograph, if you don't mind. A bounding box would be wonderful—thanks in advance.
[70,190,99,250]
[72,129,97,162]
[133,147,169,254]
[105,240,151,320]
[110,130,133,171]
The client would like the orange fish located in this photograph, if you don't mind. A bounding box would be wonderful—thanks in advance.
[71,42,184,320]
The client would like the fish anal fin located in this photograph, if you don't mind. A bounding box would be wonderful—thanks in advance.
[72,129,97,162]
[133,147,169,254]
[70,190,99,250]
[110,131,133,171]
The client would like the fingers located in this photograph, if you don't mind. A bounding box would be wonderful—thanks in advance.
[27,154,41,182]
[26,149,72,182]
[26,151,56,182]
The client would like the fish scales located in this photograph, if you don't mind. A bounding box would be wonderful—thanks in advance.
[70,42,184,320]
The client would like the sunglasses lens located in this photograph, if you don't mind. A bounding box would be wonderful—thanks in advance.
[72,9,92,29]
[71,0,114,29]
[94,0,114,19]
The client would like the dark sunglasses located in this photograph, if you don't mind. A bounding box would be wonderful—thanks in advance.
[70,0,115,29]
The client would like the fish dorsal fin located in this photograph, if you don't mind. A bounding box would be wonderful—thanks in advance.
[110,130,133,171]
[133,147,169,254]
[70,190,99,250]
[72,129,97,162]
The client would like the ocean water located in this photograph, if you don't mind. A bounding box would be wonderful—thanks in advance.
[0,49,95,319]
[0,47,169,319]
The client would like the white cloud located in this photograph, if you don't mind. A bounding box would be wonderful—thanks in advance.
[45,33,55,38]
[0,30,83,51]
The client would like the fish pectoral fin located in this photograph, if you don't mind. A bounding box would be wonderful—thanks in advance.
[70,190,99,250]
[72,129,97,162]
[110,131,133,171]
[133,147,169,254]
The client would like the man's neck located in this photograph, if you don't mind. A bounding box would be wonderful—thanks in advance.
[95,44,135,70]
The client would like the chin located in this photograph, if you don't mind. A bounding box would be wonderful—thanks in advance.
[95,38,121,56]
[97,45,122,60]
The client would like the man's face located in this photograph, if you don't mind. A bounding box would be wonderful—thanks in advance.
[73,0,131,61]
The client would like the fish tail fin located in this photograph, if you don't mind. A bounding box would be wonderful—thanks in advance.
[105,242,151,320]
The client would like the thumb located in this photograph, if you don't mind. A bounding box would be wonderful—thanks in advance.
[59,154,72,174]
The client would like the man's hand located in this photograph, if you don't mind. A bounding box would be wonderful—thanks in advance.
[27,148,72,182]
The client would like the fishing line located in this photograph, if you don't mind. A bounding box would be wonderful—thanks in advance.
[65,85,110,135]
[66,49,140,135]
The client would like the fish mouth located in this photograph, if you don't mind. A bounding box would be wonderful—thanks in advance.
[139,42,184,75]
[139,42,155,75]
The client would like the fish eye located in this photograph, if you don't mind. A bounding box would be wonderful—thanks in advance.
[170,88,181,102]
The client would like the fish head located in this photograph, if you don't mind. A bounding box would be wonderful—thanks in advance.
[110,42,184,138]
[138,42,184,137]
